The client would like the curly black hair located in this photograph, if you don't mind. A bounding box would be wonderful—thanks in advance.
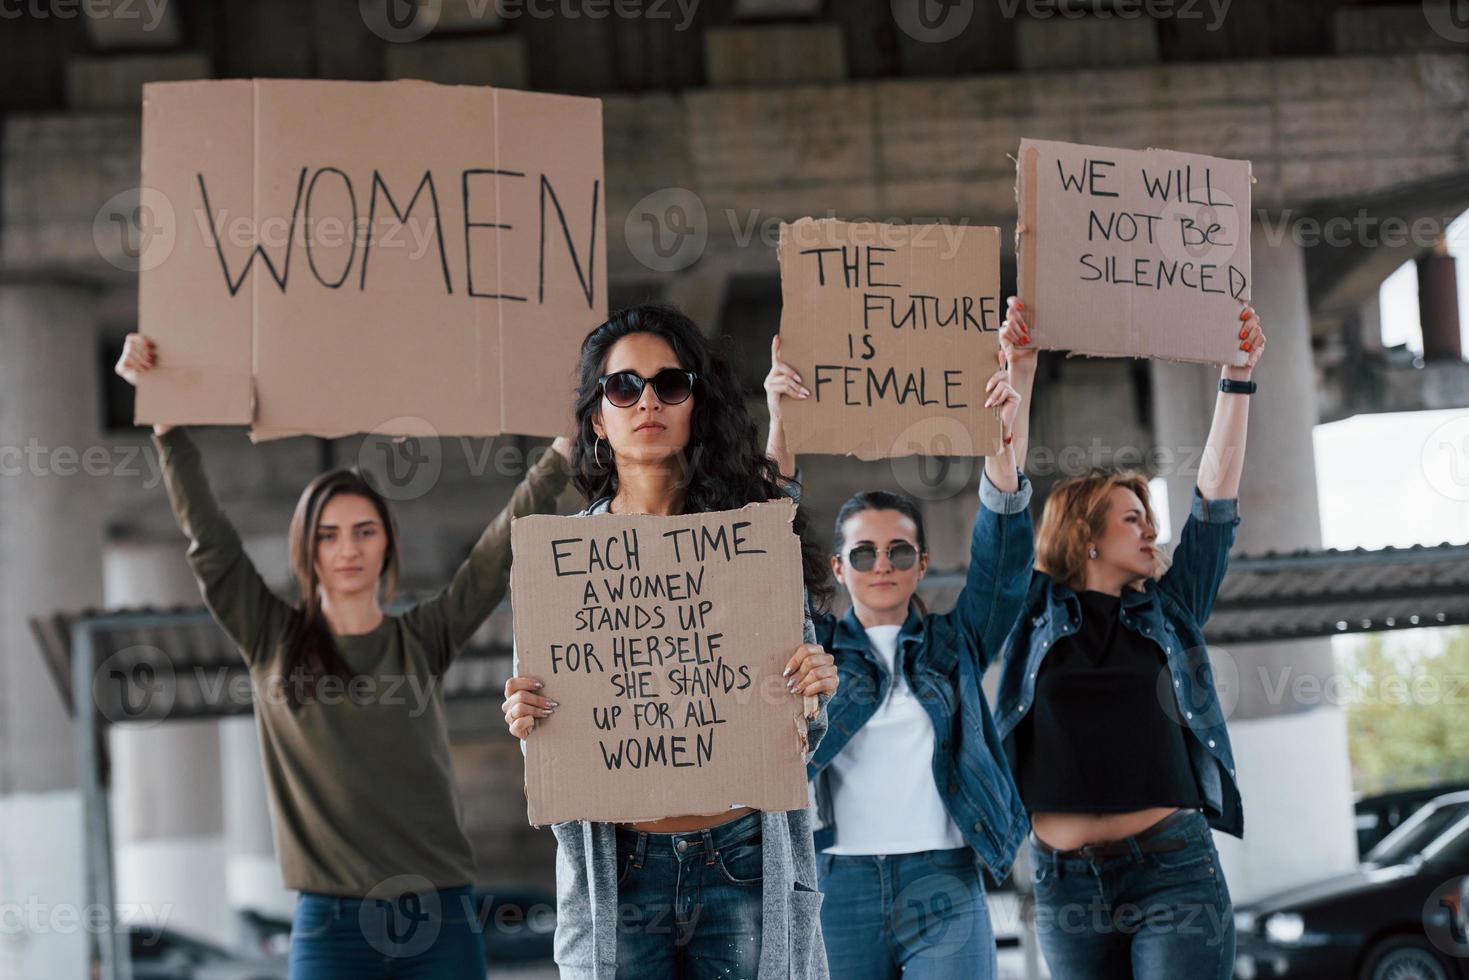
[572,303,833,611]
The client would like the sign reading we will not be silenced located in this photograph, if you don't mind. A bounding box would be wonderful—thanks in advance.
[136,79,605,442]
[777,219,1005,460]
[510,501,812,826]
[1017,138,1252,366]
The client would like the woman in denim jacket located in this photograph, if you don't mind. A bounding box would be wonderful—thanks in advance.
[765,337,1034,979]
[997,292,1267,979]
[501,305,839,980]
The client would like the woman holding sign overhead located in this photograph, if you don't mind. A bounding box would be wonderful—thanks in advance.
[996,293,1265,979]
[116,333,573,980]
[765,336,1034,980]
[501,304,839,980]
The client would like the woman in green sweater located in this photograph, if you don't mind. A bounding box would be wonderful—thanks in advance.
[116,332,572,980]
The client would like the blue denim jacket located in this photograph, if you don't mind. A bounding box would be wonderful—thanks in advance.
[806,470,1036,881]
[994,489,1244,838]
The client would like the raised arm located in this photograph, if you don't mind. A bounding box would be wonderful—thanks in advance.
[409,440,573,673]
[763,334,805,482]
[937,365,1035,666]
[153,427,296,664]
[1002,293,1038,472]
[116,335,293,664]
[1160,307,1264,621]
[1198,306,1264,501]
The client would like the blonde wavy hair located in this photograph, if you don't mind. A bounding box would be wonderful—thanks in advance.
[1036,470,1166,589]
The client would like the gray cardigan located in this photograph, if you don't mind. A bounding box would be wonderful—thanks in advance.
[523,497,831,980]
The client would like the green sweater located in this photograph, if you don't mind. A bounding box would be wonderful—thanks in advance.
[155,427,571,896]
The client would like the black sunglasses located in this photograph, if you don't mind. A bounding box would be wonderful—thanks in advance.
[841,542,920,572]
[598,368,698,408]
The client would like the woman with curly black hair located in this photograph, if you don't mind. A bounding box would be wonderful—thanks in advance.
[501,304,839,980]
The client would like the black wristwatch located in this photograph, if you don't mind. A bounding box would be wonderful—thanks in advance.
[1220,378,1257,395]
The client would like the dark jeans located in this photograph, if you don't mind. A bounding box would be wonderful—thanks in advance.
[288,885,486,980]
[816,848,996,980]
[1029,809,1234,980]
[614,810,764,979]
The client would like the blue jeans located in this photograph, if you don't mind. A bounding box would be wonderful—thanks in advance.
[614,810,764,979]
[1030,809,1234,979]
[288,885,486,980]
[816,848,996,979]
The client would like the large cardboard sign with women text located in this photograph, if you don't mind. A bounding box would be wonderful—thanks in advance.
[777,219,1004,459]
[135,79,605,441]
[510,501,812,825]
[1016,138,1251,365]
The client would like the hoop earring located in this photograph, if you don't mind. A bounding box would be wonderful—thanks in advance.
[594,437,609,470]
[1088,546,1098,559]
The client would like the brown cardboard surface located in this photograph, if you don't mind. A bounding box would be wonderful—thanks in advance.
[136,79,605,441]
[511,500,809,826]
[1016,138,1252,366]
[776,218,1004,460]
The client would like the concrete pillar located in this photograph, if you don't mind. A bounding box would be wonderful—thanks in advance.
[104,542,231,944]
[224,531,294,930]
[221,714,294,929]
[0,283,104,979]
[1418,244,1462,362]
[1149,226,1358,904]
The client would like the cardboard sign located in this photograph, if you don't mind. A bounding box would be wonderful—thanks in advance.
[1016,138,1252,366]
[136,79,605,441]
[776,219,1004,460]
[511,501,810,826]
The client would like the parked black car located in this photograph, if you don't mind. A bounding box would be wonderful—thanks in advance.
[1357,782,1469,856]
[1235,791,1469,979]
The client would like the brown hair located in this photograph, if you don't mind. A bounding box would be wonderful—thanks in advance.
[1035,470,1161,589]
[284,468,400,704]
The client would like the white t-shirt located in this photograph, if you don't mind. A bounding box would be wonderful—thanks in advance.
[823,624,967,855]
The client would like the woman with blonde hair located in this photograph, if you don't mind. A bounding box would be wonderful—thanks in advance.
[995,297,1266,979]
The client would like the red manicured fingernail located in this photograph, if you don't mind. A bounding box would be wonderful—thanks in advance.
[1241,342,1252,352]
[1239,327,1248,339]
[1017,301,1026,310]
[1239,309,1250,321]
